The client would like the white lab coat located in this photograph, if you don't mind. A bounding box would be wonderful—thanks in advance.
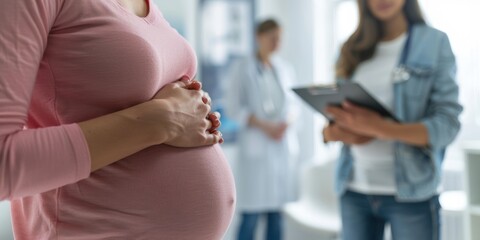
[226,55,299,212]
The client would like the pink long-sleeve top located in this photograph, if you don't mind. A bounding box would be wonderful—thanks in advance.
[0,0,236,239]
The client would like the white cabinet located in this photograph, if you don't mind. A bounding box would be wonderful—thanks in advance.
[464,142,480,240]
[0,201,13,240]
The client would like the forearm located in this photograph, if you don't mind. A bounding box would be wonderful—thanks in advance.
[79,101,166,172]
[323,124,373,145]
[248,114,276,131]
[377,121,429,147]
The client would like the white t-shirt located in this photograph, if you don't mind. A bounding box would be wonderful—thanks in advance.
[348,33,407,195]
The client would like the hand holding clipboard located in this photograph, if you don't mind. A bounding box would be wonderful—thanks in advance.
[292,82,399,122]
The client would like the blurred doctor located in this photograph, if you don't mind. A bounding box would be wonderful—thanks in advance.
[226,19,298,240]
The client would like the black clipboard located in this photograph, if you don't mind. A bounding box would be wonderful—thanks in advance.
[292,82,399,122]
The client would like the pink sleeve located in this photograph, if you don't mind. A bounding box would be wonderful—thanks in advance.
[0,0,91,200]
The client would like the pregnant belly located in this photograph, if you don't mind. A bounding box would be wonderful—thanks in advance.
[57,144,236,240]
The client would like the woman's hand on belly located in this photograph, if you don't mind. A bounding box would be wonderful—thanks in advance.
[149,79,223,147]
[79,79,223,172]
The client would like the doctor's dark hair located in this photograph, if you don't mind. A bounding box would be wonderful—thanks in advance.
[256,19,280,35]
[336,0,426,78]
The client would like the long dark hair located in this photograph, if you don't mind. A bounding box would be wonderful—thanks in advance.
[336,0,426,78]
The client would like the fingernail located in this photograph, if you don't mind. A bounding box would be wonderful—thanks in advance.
[181,76,190,81]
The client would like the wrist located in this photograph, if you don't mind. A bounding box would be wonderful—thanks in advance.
[249,115,266,130]
[375,119,396,140]
[121,100,171,146]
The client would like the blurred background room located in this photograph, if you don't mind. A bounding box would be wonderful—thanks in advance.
[1,0,479,239]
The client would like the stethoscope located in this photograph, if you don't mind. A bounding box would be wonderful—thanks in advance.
[255,59,286,118]
[391,26,413,83]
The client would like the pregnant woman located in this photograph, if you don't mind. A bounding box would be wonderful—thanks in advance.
[0,0,235,239]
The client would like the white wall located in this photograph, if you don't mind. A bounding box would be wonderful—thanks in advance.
[153,0,198,47]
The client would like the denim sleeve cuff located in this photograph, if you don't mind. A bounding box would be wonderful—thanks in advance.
[421,119,439,149]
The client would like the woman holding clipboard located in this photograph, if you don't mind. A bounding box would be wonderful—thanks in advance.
[322,0,462,239]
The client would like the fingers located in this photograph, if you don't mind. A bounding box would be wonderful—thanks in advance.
[328,124,342,141]
[205,119,213,132]
[212,111,221,119]
[334,120,351,131]
[205,130,224,145]
[343,134,357,145]
[202,92,211,105]
[326,106,350,124]
[339,128,364,144]
[192,90,211,115]
[186,80,202,91]
[199,103,211,118]
[342,101,369,114]
[331,124,369,143]
[176,76,202,90]
[178,76,201,90]
[208,112,221,123]
[207,112,221,131]
[342,101,357,110]
[191,89,212,109]
[177,78,212,107]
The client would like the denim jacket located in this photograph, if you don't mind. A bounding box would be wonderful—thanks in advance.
[335,24,463,201]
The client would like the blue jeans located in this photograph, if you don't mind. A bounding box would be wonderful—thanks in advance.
[341,190,441,240]
[237,211,283,240]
